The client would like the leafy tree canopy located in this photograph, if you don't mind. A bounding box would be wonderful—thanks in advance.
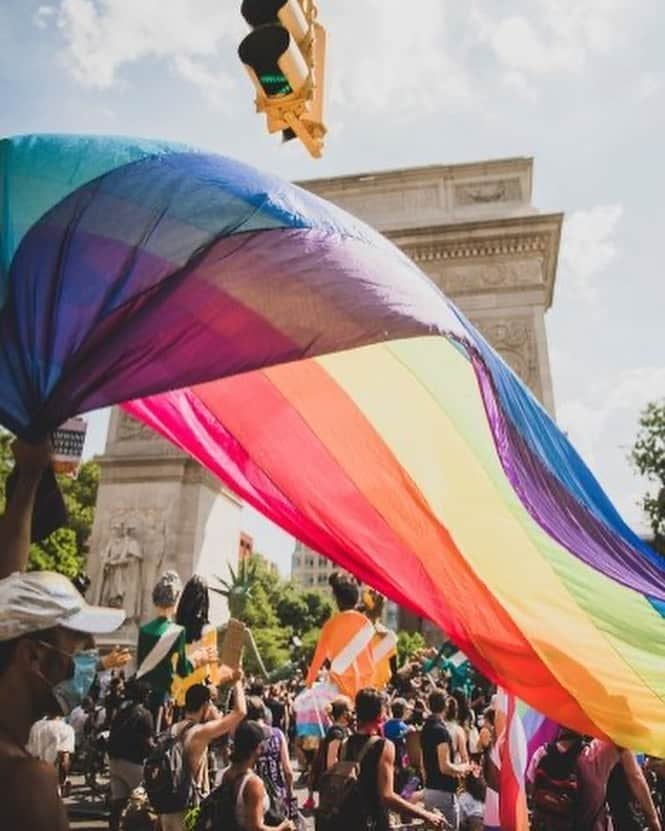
[0,429,99,578]
[631,400,665,554]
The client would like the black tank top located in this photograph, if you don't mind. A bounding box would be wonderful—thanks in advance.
[344,733,390,831]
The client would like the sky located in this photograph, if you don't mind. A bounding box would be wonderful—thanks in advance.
[2,0,664,575]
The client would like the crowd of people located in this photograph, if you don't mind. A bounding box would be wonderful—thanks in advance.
[1,439,665,831]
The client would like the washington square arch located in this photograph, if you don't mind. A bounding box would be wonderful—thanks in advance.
[86,155,562,644]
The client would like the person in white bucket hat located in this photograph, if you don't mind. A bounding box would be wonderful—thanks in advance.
[0,438,125,831]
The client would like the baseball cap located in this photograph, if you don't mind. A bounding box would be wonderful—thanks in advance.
[0,571,125,641]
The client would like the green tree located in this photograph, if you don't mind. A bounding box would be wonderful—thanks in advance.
[0,429,99,577]
[631,400,665,555]
[246,627,291,676]
[276,588,309,633]
[243,583,280,629]
[301,588,334,630]
[300,626,321,664]
[0,430,12,512]
[276,586,333,636]
[29,527,80,577]
[397,630,426,666]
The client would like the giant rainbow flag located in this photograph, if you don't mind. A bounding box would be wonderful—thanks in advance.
[1,134,664,753]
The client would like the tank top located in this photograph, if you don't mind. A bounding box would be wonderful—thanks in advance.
[344,734,390,831]
[234,771,270,830]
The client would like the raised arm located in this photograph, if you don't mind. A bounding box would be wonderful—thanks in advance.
[0,438,52,578]
[190,678,246,747]
[620,749,662,831]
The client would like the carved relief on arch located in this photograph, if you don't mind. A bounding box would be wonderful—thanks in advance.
[474,318,540,395]
[116,410,159,442]
[454,178,522,206]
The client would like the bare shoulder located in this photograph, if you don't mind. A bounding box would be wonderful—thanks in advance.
[380,737,395,762]
[245,773,266,798]
[2,756,68,829]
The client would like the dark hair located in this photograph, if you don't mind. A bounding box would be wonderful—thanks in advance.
[355,688,383,725]
[230,720,266,763]
[393,699,409,719]
[428,689,447,715]
[124,678,152,705]
[331,697,351,721]
[445,696,459,722]
[329,572,359,611]
[185,683,211,713]
[246,696,265,721]
[248,679,265,697]
[451,688,471,725]
[176,575,210,644]
[558,726,584,742]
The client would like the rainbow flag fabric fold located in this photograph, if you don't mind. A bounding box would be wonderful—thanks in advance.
[1,134,664,754]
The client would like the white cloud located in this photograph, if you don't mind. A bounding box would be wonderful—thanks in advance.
[46,0,472,117]
[637,72,663,100]
[326,0,470,115]
[502,70,538,103]
[34,5,56,29]
[559,203,623,301]
[36,0,648,118]
[49,0,241,97]
[473,0,630,77]
[173,56,234,111]
[557,366,665,532]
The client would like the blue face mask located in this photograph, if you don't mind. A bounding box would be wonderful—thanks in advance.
[53,649,99,715]
[37,643,99,716]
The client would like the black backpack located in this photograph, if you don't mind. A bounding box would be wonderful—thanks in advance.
[193,771,288,831]
[316,736,382,831]
[192,773,242,831]
[532,741,585,831]
[143,722,195,814]
[311,726,347,792]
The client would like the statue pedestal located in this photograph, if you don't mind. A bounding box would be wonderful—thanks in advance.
[87,409,242,646]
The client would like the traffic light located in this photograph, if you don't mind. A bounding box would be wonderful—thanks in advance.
[238,0,327,158]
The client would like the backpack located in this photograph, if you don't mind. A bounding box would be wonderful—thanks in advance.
[316,736,381,831]
[532,741,585,831]
[191,773,243,831]
[311,726,347,792]
[143,722,195,814]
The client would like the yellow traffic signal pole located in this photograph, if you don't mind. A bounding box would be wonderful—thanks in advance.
[239,0,327,159]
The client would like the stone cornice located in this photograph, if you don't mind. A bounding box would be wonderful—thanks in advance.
[298,158,537,233]
[94,453,242,506]
[388,212,563,309]
[297,156,534,193]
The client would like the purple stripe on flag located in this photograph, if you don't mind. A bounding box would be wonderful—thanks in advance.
[469,349,665,602]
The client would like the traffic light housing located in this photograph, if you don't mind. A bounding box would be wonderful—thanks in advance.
[238,0,326,158]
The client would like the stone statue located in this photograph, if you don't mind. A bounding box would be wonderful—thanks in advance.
[97,521,144,622]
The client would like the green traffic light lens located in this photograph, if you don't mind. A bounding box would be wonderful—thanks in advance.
[259,74,292,96]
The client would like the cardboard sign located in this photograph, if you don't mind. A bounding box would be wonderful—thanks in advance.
[220,618,246,671]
